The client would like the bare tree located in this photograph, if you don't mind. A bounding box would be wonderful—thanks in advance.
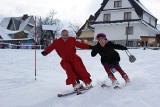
[36,10,63,47]
[68,20,82,37]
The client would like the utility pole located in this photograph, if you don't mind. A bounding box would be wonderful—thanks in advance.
[126,21,130,47]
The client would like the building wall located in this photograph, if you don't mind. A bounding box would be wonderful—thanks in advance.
[94,22,157,41]
[78,22,94,39]
[97,9,139,22]
[96,0,140,22]
[104,0,132,9]
[79,30,94,39]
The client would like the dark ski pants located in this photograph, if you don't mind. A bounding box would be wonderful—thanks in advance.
[103,62,126,78]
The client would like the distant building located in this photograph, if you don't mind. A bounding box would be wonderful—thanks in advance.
[0,14,35,48]
[90,0,160,47]
[76,15,95,45]
[37,24,57,47]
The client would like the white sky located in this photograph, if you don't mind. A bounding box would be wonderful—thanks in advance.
[0,0,160,24]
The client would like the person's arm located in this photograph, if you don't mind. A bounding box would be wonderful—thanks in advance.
[91,43,99,57]
[41,41,56,56]
[111,42,127,50]
[75,39,90,49]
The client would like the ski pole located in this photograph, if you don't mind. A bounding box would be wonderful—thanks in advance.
[125,50,136,63]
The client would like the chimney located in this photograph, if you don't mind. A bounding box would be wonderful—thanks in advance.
[22,14,28,20]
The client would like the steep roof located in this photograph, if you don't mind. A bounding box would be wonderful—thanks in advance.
[94,0,109,20]
[76,15,94,37]
[157,24,160,32]
[0,15,34,40]
[0,18,11,28]
[0,26,22,40]
[129,0,157,20]
[0,15,34,31]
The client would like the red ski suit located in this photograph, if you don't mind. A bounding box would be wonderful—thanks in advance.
[44,37,91,86]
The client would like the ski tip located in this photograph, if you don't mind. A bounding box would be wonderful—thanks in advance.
[57,94,63,97]
[101,84,111,88]
[114,86,121,89]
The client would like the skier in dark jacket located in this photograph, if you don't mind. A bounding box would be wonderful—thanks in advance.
[91,33,130,85]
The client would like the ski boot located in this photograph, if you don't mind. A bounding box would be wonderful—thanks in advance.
[122,74,130,85]
[108,74,119,86]
[74,83,85,95]
[85,83,93,90]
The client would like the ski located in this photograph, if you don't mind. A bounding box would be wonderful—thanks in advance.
[57,88,89,97]
[58,90,77,97]
[101,83,121,89]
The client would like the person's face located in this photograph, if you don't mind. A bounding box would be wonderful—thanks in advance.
[98,37,108,47]
[61,31,69,42]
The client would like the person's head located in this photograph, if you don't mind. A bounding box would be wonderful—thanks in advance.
[96,33,108,47]
[61,29,69,42]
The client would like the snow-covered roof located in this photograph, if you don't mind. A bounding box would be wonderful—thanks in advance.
[0,15,34,40]
[0,18,11,28]
[134,0,156,18]
[0,26,11,40]
[141,20,159,33]
[0,15,34,31]
[157,24,160,32]
[19,16,33,30]
[0,26,23,40]
[42,25,57,31]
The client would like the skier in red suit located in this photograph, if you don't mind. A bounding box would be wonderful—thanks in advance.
[41,29,93,91]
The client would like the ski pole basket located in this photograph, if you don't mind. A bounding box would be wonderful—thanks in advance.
[125,50,136,63]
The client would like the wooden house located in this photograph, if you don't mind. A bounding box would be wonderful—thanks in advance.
[76,15,95,45]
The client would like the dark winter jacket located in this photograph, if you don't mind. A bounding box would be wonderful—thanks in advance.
[91,41,127,64]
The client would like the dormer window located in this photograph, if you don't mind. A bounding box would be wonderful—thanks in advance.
[124,12,131,20]
[114,1,122,8]
[103,14,111,21]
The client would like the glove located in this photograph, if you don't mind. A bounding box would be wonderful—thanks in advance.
[41,51,48,56]
[122,47,127,50]
[89,45,94,49]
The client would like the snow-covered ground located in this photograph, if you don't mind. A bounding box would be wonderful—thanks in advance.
[0,48,160,107]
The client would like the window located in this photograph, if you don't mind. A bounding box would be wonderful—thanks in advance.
[126,26,133,35]
[149,18,151,24]
[103,14,111,21]
[114,1,122,8]
[124,12,131,20]
[128,41,134,47]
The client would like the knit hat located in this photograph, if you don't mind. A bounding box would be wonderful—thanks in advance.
[96,33,107,39]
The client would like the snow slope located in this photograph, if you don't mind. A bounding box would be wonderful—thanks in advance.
[0,49,160,107]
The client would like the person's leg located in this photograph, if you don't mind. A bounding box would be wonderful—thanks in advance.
[60,60,78,87]
[71,55,92,88]
[103,63,116,80]
[114,63,130,83]
[103,63,119,85]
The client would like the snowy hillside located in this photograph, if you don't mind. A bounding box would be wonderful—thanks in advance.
[0,49,160,107]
